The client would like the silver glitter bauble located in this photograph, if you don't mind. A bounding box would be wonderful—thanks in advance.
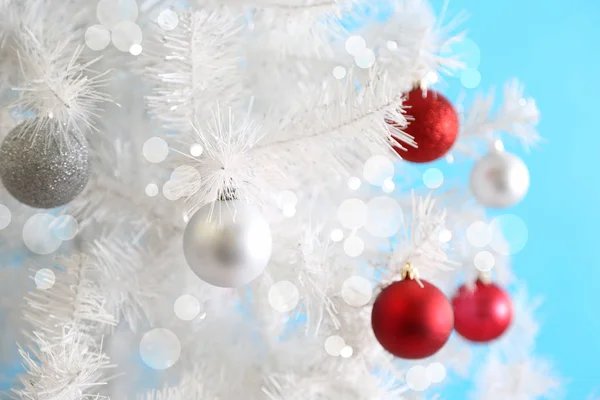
[183,200,272,288]
[470,146,530,208]
[0,122,90,209]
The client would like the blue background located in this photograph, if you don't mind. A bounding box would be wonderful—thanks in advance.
[2,0,598,398]
[439,0,600,398]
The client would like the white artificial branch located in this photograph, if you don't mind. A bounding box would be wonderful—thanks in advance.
[456,79,540,156]
[144,9,244,135]
[13,325,112,400]
[11,27,111,136]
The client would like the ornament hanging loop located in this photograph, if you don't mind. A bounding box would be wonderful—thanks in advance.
[477,270,493,284]
[401,262,419,280]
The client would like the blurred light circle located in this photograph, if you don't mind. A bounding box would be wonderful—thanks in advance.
[52,215,79,241]
[23,214,63,255]
[157,9,179,31]
[456,38,481,68]
[143,137,169,163]
[85,25,111,51]
[162,181,180,201]
[324,335,345,356]
[341,276,372,307]
[170,166,201,197]
[364,196,402,238]
[348,177,361,190]
[345,35,366,55]
[382,178,395,193]
[337,198,367,229]
[340,346,353,358]
[333,66,347,79]
[387,40,398,50]
[474,250,495,272]
[190,144,203,157]
[34,268,56,290]
[490,214,528,255]
[174,294,201,321]
[355,49,376,69]
[426,362,447,384]
[129,44,143,55]
[279,190,298,209]
[145,183,159,197]
[111,21,143,52]
[330,229,344,242]
[439,228,452,243]
[406,365,430,391]
[343,236,364,257]
[423,168,444,189]
[461,68,482,89]
[466,221,492,248]
[268,281,300,312]
[363,155,394,186]
[97,0,139,29]
[282,205,296,218]
[0,205,11,230]
[139,328,181,370]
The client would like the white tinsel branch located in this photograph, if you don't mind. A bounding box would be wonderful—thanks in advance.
[11,27,111,136]
[22,254,116,340]
[13,325,111,400]
[383,193,455,283]
[144,9,244,135]
[456,79,540,156]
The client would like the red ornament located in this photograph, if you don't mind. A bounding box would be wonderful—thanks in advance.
[371,278,454,359]
[389,88,459,163]
[452,280,513,343]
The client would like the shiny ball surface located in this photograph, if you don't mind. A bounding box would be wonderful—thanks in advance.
[0,122,90,209]
[390,89,459,163]
[371,278,454,359]
[183,200,272,288]
[470,150,530,208]
[452,280,513,343]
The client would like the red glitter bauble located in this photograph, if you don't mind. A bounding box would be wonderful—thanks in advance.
[371,278,454,359]
[452,280,513,343]
[390,88,459,163]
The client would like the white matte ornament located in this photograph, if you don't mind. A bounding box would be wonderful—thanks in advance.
[183,200,272,288]
[470,148,530,208]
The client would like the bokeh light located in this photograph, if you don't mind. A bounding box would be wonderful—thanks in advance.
[52,215,79,241]
[423,168,444,189]
[145,183,159,197]
[324,335,345,356]
[85,25,111,51]
[330,229,344,242]
[364,196,402,238]
[474,250,495,272]
[363,155,394,186]
[268,281,300,312]
[174,294,201,321]
[490,214,529,255]
[345,35,366,55]
[111,21,143,53]
[340,346,353,358]
[461,68,482,89]
[34,268,56,290]
[343,235,364,257]
[426,362,447,384]
[143,137,169,163]
[348,177,361,190]
[23,214,63,255]
[157,9,179,31]
[337,198,367,229]
[406,365,430,391]
[0,204,11,230]
[466,221,492,248]
[190,144,204,157]
[139,328,181,370]
[341,276,373,307]
[97,0,139,29]
[333,66,347,79]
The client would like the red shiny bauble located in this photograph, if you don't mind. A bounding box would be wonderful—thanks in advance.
[389,88,459,163]
[452,280,513,343]
[371,278,454,359]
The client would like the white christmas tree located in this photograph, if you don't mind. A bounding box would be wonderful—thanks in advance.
[0,0,561,399]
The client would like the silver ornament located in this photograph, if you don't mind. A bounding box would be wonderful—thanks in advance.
[470,147,530,208]
[183,200,272,288]
[0,122,90,209]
